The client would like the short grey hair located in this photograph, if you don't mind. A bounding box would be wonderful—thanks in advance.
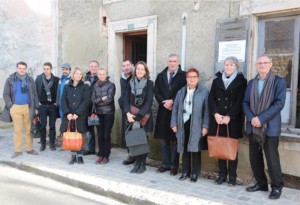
[168,53,179,60]
[224,56,239,69]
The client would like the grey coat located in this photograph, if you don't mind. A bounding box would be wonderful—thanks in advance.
[1,72,39,123]
[170,83,210,153]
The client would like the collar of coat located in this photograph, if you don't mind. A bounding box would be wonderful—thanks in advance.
[214,71,246,90]
[161,64,185,75]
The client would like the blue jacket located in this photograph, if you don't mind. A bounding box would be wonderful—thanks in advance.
[242,75,286,137]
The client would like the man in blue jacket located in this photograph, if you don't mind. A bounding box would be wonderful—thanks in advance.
[243,55,286,200]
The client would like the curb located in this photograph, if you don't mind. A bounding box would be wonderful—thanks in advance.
[0,160,156,205]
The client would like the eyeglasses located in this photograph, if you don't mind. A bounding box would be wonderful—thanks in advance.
[186,76,198,79]
[256,62,271,65]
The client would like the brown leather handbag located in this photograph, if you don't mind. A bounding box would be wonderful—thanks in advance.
[130,106,150,126]
[207,125,238,160]
[62,120,83,151]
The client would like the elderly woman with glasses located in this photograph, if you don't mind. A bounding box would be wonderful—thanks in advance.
[208,56,247,186]
[171,68,210,183]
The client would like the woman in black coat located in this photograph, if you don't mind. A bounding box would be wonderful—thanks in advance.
[92,68,116,164]
[124,61,154,174]
[208,56,247,186]
[60,68,91,165]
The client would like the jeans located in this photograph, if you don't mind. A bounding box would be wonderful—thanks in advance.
[10,104,32,152]
[161,139,179,169]
[86,126,96,152]
[39,104,57,146]
[96,114,114,158]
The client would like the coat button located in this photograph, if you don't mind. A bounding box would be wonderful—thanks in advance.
[74,94,75,96]
[225,98,227,100]
[225,106,227,109]
[218,98,220,101]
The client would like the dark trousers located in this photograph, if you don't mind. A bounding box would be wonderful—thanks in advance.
[218,154,238,181]
[182,118,201,175]
[40,104,57,146]
[249,134,283,189]
[96,114,114,158]
[87,126,96,152]
[161,139,179,169]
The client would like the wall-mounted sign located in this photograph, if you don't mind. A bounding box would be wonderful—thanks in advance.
[218,40,246,62]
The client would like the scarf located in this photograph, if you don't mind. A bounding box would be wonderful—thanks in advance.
[130,78,147,106]
[250,72,276,149]
[222,70,238,89]
[42,74,54,102]
[183,86,195,123]
[15,73,29,93]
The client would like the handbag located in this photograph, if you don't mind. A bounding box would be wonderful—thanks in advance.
[31,114,41,139]
[125,122,149,156]
[88,103,100,126]
[62,120,83,151]
[130,106,150,126]
[207,125,238,160]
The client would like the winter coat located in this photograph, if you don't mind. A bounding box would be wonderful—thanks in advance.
[35,73,59,104]
[60,80,91,133]
[92,79,116,115]
[154,66,186,140]
[243,75,286,137]
[208,72,247,139]
[84,71,99,114]
[118,74,131,110]
[170,83,210,153]
[1,72,39,123]
[123,79,154,132]
[56,74,71,106]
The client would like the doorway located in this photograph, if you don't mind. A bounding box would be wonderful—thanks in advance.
[123,31,147,65]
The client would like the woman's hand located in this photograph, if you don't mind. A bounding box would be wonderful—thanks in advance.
[67,114,73,120]
[126,112,136,123]
[202,128,208,136]
[214,113,223,124]
[72,114,78,120]
[222,116,231,125]
[171,126,177,133]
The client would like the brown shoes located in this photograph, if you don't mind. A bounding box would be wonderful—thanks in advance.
[170,168,178,176]
[122,156,135,165]
[11,152,22,158]
[156,166,171,173]
[26,150,39,155]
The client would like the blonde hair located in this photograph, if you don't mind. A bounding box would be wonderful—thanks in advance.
[71,67,85,81]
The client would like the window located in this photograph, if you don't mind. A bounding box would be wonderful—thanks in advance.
[258,16,300,128]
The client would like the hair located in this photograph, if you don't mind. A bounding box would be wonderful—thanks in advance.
[168,53,179,60]
[122,59,132,64]
[43,62,52,69]
[89,60,99,66]
[97,67,107,74]
[71,67,85,81]
[132,61,150,80]
[186,68,200,78]
[257,55,272,62]
[224,56,239,69]
[16,61,27,68]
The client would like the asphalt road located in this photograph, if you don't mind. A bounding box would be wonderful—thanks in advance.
[0,164,125,205]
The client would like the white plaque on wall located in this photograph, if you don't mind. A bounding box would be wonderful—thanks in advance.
[218,40,246,62]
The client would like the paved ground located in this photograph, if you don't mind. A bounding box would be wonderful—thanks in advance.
[0,128,299,205]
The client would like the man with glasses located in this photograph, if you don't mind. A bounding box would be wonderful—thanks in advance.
[154,54,186,176]
[243,55,286,200]
[35,62,59,151]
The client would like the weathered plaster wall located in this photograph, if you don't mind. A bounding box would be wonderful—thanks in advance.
[0,0,56,106]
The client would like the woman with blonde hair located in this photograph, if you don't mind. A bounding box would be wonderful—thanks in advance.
[60,68,91,164]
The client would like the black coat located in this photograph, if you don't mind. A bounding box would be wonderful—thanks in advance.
[35,73,60,104]
[208,72,247,139]
[154,66,186,140]
[124,79,154,132]
[60,80,91,133]
[118,75,131,109]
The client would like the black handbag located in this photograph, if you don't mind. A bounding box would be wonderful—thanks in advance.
[125,123,149,156]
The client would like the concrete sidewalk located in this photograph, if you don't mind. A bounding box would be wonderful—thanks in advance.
[0,128,299,205]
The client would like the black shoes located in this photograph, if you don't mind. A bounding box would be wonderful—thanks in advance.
[190,174,198,183]
[122,156,135,165]
[130,164,140,173]
[40,145,46,151]
[179,173,190,181]
[170,168,178,176]
[137,163,146,174]
[246,183,268,192]
[215,177,226,185]
[156,166,171,173]
[228,180,236,187]
[82,150,95,156]
[269,189,282,199]
[69,155,77,165]
[50,144,56,151]
[77,156,84,164]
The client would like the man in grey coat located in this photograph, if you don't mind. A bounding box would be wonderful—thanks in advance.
[1,61,39,158]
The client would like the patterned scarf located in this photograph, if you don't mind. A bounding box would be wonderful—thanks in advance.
[15,73,29,93]
[42,74,53,102]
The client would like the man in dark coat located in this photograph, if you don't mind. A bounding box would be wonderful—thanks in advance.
[82,60,99,155]
[243,55,286,200]
[154,54,186,175]
[35,62,59,151]
[118,59,135,165]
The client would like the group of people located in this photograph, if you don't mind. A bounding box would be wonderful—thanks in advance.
[1,54,286,200]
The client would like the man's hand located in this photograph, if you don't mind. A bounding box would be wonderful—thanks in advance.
[163,99,173,110]
[35,109,39,115]
[202,128,208,136]
[251,116,262,128]
[172,126,177,133]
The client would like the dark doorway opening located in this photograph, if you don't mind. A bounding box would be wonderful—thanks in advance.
[123,31,147,65]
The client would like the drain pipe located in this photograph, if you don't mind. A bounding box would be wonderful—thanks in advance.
[181,12,187,71]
